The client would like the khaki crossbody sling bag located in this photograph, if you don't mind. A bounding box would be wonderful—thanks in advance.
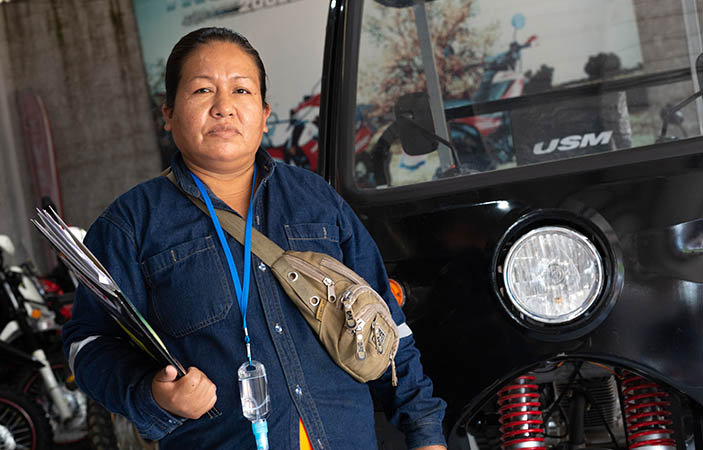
[165,170,399,385]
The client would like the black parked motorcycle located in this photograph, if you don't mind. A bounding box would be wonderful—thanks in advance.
[0,233,139,449]
[0,234,92,446]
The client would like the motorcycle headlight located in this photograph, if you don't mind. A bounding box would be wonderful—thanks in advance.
[502,226,604,324]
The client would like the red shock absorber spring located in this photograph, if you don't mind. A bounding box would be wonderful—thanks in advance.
[620,372,676,449]
[497,375,546,450]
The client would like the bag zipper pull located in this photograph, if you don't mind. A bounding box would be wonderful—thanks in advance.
[355,321,366,360]
[372,320,384,354]
[343,300,356,329]
[340,289,352,305]
[322,277,336,303]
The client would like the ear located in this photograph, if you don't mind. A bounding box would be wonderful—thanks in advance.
[262,103,271,133]
[162,104,173,132]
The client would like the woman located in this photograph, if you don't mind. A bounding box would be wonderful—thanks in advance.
[63,27,447,450]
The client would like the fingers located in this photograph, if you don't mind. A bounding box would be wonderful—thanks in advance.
[152,366,217,419]
[205,387,218,411]
[201,378,218,415]
[178,368,218,419]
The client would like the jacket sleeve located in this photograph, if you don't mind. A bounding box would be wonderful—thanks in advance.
[61,214,185,440]
[335,194,448,449]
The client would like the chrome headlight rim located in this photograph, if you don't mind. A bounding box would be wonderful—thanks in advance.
[491,209,622,341]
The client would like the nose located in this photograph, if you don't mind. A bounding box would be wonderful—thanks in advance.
[211,92,234,118]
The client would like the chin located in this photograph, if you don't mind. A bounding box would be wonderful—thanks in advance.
[206,149,257,167]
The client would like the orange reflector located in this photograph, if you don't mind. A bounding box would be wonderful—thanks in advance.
[388,279,404,307]
[66,374,75,383]
[299,418,312,450]
[31,309,42,319]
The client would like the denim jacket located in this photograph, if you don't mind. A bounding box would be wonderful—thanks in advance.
[62,150,447,449]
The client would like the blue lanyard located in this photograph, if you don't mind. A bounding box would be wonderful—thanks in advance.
[190,166,257,364]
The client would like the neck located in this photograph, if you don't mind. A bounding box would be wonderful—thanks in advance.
[186,160,257,217]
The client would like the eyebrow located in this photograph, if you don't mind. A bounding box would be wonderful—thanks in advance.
[186,75,253,83]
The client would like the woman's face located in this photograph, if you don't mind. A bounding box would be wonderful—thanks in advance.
[163,41,270,172]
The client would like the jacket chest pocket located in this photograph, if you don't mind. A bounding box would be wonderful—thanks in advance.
[141,236,233,338]
[284,223,342,261]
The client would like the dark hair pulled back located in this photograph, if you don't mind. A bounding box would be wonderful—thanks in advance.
[164,27,268,109]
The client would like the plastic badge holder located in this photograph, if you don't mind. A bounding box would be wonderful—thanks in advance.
[238,360,271,450]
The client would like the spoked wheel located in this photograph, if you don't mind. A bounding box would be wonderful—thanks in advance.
[0,389,53,450]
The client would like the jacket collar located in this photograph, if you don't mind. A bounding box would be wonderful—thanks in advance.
[170,149,276,210]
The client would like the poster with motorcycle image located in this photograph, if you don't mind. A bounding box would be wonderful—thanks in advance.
[356,0,645,186]
[131,0,327,170]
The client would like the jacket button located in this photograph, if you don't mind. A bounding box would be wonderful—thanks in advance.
[258,262,267,271]
[274,323,283,334]
[295,385,303,397]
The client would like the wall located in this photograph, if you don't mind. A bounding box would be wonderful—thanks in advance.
[0,0,161,269]
[0,9,37,267]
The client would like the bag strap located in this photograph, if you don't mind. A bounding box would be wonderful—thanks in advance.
[163,168,284,266]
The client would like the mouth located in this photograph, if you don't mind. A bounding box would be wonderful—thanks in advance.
[207,124,240,137]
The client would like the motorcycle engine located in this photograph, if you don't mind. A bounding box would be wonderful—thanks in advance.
[537,362,626,448]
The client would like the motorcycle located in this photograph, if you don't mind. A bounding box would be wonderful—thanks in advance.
[0,233,137,449]
[451,18,538,170]
[0,234,89,445]
[361,17,537,187]
[264,92,322,171]
[263,88,375,183]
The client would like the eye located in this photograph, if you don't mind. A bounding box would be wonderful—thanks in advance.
[193,87,211,94]
[235,88,251,94]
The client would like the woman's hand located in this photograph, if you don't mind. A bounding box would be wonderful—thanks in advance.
[152,365,217,419]
[415,446,447,450]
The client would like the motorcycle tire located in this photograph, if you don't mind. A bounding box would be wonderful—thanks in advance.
[0,388,53,450]
[85,399,119,450]
[86,399,157,450]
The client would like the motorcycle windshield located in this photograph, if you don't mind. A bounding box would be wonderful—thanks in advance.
[348,0,703,191]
